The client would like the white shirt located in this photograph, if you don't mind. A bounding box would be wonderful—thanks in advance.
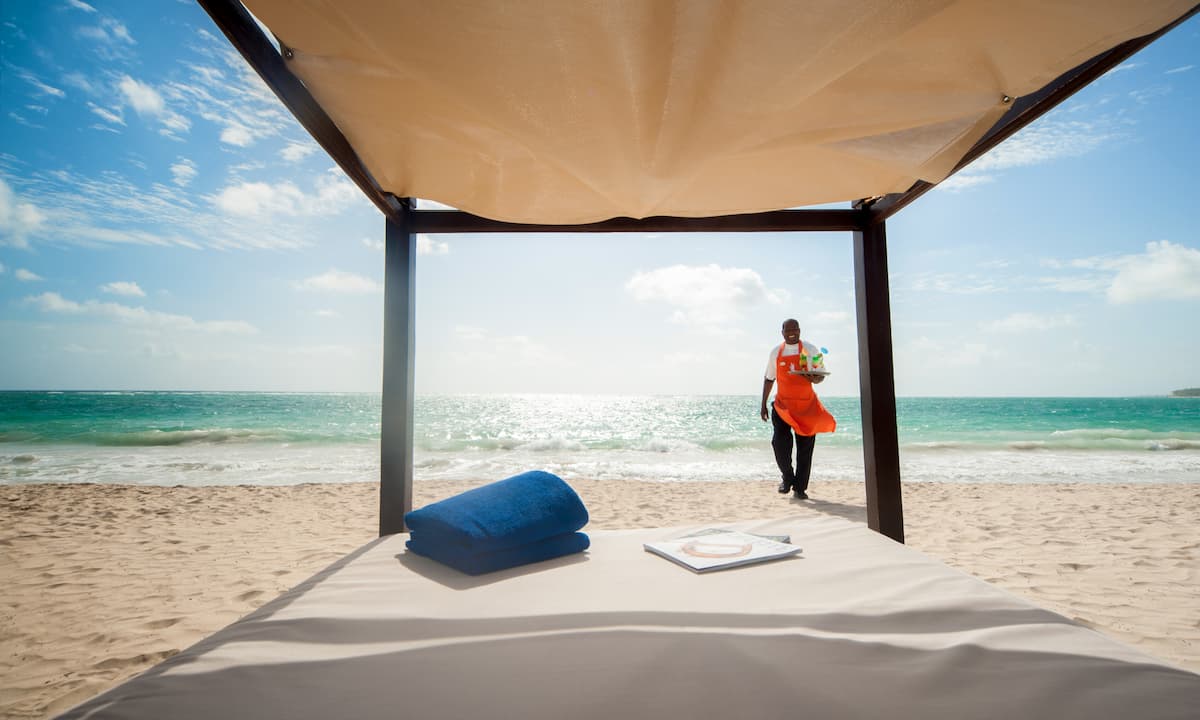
[764,341,822,381]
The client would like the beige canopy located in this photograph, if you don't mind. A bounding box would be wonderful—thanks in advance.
[243,0,1193,224]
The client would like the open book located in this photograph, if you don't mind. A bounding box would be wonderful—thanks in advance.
[644,529,802,573]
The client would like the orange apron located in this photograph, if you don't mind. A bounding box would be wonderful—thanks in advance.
[773,344,837,436]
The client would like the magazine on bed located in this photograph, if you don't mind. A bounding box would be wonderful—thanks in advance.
[644,530,801,573]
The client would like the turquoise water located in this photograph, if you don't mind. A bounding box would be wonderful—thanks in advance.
[1,392,1197,486]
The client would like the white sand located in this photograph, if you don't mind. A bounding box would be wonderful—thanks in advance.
[2,480,1197,718]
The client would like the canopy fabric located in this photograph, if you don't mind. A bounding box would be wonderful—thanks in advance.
[243,0,1193,224]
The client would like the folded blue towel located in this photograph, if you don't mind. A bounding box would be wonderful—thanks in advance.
[404,470,589,552]
[406,531,590,576]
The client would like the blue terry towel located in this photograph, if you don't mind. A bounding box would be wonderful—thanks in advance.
[406,531,590,576]
[404,470,589,552]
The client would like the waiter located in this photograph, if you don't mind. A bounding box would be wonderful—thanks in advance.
[759,318,836,499]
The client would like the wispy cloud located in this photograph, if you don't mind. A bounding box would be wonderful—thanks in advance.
[67,0,98,12]
[15,268,43,282]
[936,173,995,193]
[294,269,382,294]
[169,158,197,187]
[971,117,1118,172]
[902,336,989,368]
[906,272,1004,294]
[626,264,786,333]
[87,101,125,126]
[26,292,257,334]
[16,68,65,98]
[1100,62,1144,78]
[1039,241,1200,303]
[1165,64,1194,75]
[981,312,1076,333]
[100,281,145,297]
[452,326,559,365]
[77,16,135,47]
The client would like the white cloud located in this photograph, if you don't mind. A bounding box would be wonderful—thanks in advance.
[969,117,1116,173]
[1107,241,1200,304]
[26,292,257,334]
[314,309,340,318]
[626,264,786,332]
[211,170,362,218]
[936,173,995,193]
[281,141,318,162]
[117,75,189,136]
[213,181,301,216]
[220,124,254,147]
[0,178,47,248]
[0,262,5,273]
[100,281,145,297]
[362,237,384,252]
[170,158,197,187]
[67,0,97,12]
[1037,241,1200,303]
[417,234,449,255]
[295,269,382,294]
[981,312,1076,333]
[15,268,43,282]
[1165,65,1195,75]
[118,75,164,115]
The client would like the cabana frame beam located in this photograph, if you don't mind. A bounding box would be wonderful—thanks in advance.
[411,209,869,234]
[380,202,417,535]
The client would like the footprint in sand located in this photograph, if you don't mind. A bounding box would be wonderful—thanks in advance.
[236,589,264,602]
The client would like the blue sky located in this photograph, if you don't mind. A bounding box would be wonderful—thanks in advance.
[1,2,1197,396]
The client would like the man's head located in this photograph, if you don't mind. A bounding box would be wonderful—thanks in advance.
[781,319,801,345]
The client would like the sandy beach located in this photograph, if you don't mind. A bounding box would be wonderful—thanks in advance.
[2,479,1198,718]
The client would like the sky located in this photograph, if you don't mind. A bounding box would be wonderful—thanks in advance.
[1,2,1198,397]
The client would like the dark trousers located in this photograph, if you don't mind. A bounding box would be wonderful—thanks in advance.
[771,407,816,491]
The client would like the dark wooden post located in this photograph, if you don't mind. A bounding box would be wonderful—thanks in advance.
[853,219,904,543]
[380,200,416,536]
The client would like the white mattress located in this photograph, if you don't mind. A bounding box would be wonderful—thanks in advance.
[59,516,1200,719]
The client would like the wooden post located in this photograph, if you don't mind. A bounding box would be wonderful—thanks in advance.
[380,201,416,536]
[853,219,904,543]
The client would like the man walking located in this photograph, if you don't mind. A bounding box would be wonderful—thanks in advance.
[760,319,836,499]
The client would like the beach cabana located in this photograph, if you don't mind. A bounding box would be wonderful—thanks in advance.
[56,2,1200,717]
[197,0,1196,544]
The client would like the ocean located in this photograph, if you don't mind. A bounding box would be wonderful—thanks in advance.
[1,392,1197,487]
